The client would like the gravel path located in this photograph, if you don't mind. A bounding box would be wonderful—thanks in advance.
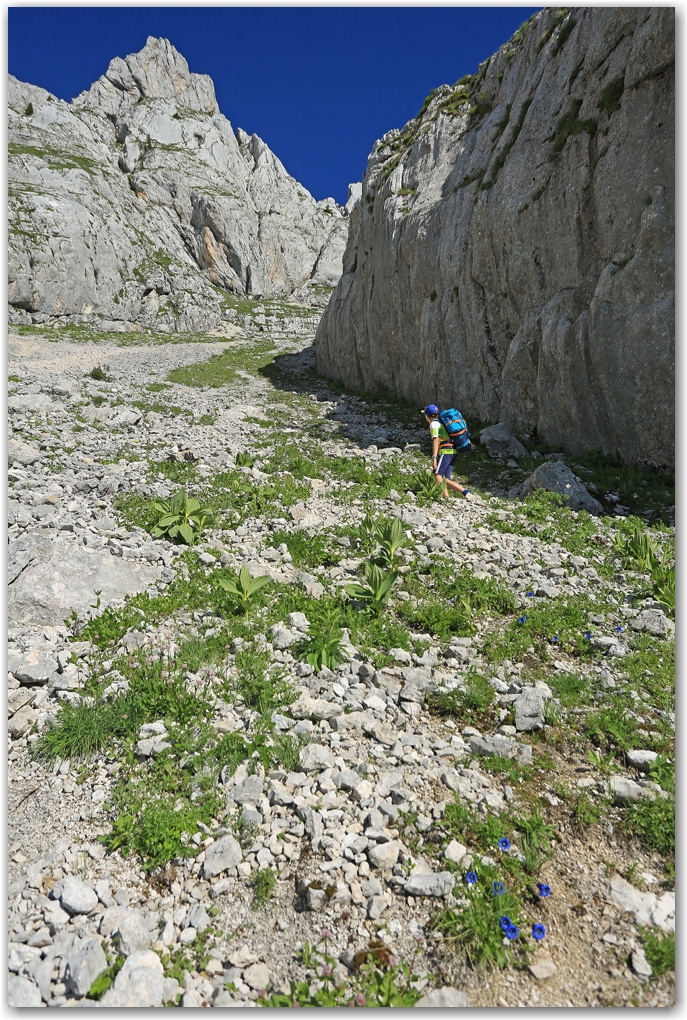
[7,306,675,1008]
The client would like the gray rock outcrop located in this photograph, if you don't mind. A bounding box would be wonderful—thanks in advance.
[8,37,352,331]
[8,531,162,630]
[514,460,605,515]
[480,423,527,460]
[315,8,674,469]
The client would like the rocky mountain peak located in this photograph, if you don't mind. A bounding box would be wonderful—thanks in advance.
[74,36,219,117]
[9,38,355,331]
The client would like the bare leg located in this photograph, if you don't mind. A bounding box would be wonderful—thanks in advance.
[434,473,466,496]
[433,473,448,497]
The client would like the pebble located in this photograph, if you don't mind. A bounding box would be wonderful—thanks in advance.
[202,835,243,878]
[100,950,165,1007]
[403,871,455,897]
[415,987,470,1007]
[53,877,98,916]
[529,959,557,981]
[65,939,108,997]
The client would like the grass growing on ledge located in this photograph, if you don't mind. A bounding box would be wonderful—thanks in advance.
[597,75,625,117]
[536,7,569,52]
[548,100,597,161]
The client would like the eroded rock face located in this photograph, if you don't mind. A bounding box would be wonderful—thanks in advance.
[316,8,674,469]
[8,36,351,331]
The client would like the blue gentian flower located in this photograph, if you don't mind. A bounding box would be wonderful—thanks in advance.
[492,881,505,896]
[505,925,519,940]
[552,635,559,644]
[499,916,512,931]
[466,871,477,887]
[518,616,527,625]
[526,591,534,597]
[616,625,623,633]
[585,631,591,640]
[537,883,551,898]
[532,923,546,941]
[498,837,511,851]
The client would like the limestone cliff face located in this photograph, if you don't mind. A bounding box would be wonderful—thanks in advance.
[8,37,350,332]
[316,8,674,469]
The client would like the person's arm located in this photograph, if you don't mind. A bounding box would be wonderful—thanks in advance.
[431,427,440,471]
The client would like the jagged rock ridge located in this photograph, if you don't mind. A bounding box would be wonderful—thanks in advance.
[315,8,674,470]
[8,37,352,332]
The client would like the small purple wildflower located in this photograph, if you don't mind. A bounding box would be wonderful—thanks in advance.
[355,994,367,1007]
[532,923,546,941]
[320,929,332,940]
[322,965,332,978]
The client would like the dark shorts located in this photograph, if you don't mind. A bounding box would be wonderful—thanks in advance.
[435,454,455,478]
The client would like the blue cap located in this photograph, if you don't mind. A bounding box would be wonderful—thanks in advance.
[422,404,440,416]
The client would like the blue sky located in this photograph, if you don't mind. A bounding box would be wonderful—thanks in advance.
[9,6,539,205]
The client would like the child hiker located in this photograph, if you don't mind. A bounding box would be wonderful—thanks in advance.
[422,404,470,498]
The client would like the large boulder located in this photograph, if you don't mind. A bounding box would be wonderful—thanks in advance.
[479,423,527,460]
[8,531,162,629]
[8,438,42,466]
[515,461,604,515]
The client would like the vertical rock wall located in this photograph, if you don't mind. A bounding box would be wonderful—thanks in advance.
[315,8,674,469]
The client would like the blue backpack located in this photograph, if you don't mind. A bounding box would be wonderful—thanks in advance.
[438,408,471,449]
